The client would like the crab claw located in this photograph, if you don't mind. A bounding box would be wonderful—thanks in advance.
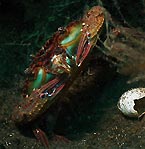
[12,76,67,123]
[76,30,92,67]
[76,6,105,67]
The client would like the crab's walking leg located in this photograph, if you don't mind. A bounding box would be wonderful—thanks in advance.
[33,128,50,149]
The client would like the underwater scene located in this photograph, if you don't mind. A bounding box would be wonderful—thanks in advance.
[0,0,145,148]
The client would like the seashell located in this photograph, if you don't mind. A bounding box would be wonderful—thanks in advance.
[117,88,145,118]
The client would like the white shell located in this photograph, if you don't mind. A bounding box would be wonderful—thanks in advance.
[117,88,145,117]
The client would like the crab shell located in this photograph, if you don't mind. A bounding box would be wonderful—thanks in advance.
[117,88,145,118]
[12,6,105,124]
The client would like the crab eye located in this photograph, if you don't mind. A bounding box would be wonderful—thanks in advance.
[58,27,66,34]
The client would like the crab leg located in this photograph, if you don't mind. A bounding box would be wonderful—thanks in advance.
[76,30,92,66]
[33,128,49,149]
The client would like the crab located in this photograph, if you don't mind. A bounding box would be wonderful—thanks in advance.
[12,6,105,148]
